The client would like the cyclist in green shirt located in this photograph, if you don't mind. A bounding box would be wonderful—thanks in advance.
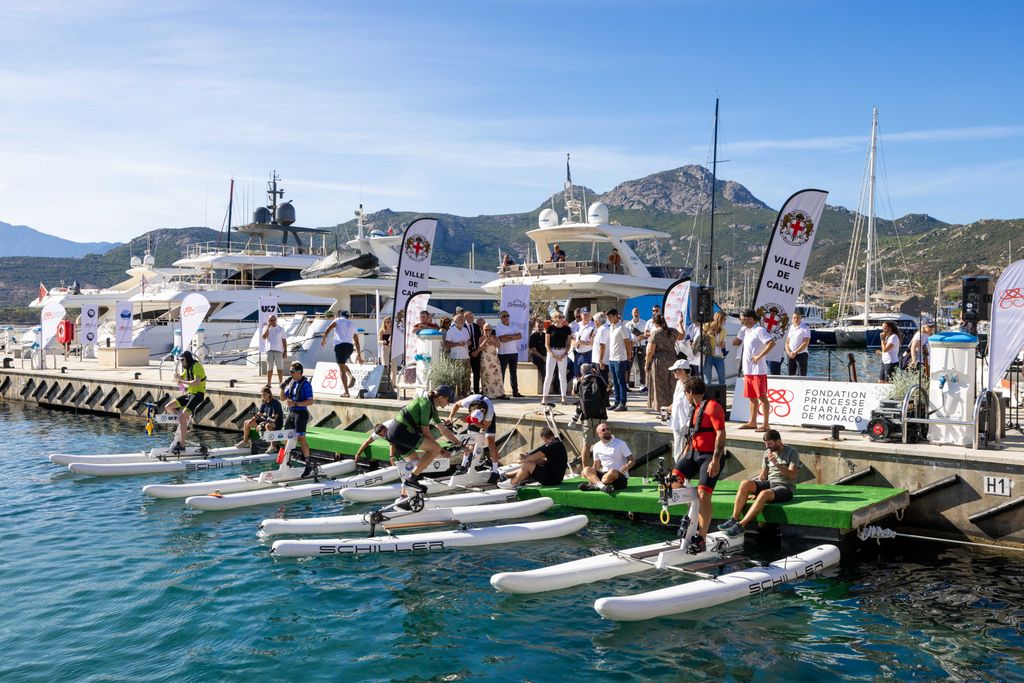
[167,350,207,453]
[385,385,469,492]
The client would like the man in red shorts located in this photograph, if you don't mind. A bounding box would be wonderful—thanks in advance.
[733,308,775,433]
[671,376,727,554]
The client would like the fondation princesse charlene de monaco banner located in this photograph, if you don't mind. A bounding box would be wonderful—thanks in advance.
[391,217,438,366]
[987,259,1024,390]
[751,189,828,364]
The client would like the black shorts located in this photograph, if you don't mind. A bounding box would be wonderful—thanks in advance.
[751,478,794,503]
[529,463,565,487]
[387,421,423,457]
[284,410,310,436]
[596,471,629,490]
[334,342,355,364]
[673,451,719,490]
[174,393,204,413]
[467,415,497,436]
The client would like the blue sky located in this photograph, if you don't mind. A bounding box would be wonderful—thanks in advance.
[2,0,1022,242]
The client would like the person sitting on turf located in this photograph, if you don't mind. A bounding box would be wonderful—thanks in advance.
[718,429,800,537]
[386,385,470,493]
[670,376,726,555]
[579,423,634,494]
[447,393,502,483]
[498,427,568,490]
[354,419,396,464]
[235,386,284,452]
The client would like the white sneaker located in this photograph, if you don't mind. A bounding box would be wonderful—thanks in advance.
[497,479,517,490]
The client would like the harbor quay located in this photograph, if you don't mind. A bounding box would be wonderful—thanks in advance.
[2,357,1020,548]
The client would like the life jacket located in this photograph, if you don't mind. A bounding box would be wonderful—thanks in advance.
[685,399,718,452]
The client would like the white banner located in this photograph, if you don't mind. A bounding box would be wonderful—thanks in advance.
[80,304,99,347]
[987,260,1024,389]
[730,375,889,431]
[311,361,384,399]
[40,302,66,349]
[663,279,691,328]
[180,293,211,353]
[405,293,430,366]
[752,189,828,364]
[114,300,134,348]
[500,284,531,361]
[391,217,438,365]
[257,296,280,352]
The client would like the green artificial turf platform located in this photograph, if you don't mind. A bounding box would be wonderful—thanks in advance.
[305,427,390,461]
[517,478,908,531]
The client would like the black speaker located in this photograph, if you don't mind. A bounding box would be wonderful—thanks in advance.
[962,276,992,322]
[705,383,727,407]
[694,286,715,324]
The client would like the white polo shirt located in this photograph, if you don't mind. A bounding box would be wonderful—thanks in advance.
[574,320,596,353]
[786,323,810,354]
[494,322,520,355]
[446,324,471,360]
[607,321,630,362]
[739,325,774,375]
[593,323,610,364]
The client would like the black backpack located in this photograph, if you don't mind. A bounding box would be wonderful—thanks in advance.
[578,375,608,420]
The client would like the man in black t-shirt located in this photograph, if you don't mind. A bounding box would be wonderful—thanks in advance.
[497,427,568,489]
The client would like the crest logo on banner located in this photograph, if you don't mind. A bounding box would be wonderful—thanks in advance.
[997,287,1024,309]
[756,302,789,341]
[404,234,432,262]
[779,210,815,246]
[987,260,1024,389]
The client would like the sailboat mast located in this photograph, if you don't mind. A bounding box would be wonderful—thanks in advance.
[864,106,878,327]
[708,97,719,287]
[226,178,234,250]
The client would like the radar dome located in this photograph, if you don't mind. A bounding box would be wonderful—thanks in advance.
[253,207,272,224]
[538,208,559,228]
[369,229,386,238]
[276,201,296,226]
[143,253,155,266]
[130,256,142,268]
[587,202,608,225]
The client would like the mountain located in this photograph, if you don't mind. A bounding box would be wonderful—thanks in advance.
[0,221,121,258]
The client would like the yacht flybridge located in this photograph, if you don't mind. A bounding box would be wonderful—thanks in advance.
[483,200,690,312]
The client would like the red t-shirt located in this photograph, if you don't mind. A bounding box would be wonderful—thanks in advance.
[690,399,725,453]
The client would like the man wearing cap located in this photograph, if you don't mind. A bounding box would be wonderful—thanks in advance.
[572,307,595,380]
[320,310,361,398]
[385,385,469,493]
[666,359,693,460]
[495,310,524,398]
[261,313,288,387]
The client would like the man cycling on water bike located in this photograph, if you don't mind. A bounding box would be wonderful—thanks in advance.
[166,350,206,454]
[385,385,470,493]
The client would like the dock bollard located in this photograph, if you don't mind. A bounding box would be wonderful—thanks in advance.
[830,425,844,441]
[229,379,237,388]
[134,372,142,380]
[60,367,68,374]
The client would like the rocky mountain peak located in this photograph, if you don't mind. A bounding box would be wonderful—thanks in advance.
[596,165,769,214]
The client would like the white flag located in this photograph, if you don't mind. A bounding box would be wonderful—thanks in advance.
[80,304,99,347]
[500,284,531,361]
[40,302,66,349]
[391,217,438,364]
[751,189,828,364]
[114,300,134,348]
[987,260,1024,389]
[180,293,211,352]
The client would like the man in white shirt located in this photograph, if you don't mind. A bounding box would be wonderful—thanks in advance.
[605,308,633,412]
[732,308,775,432]
[627,307,647,390]
[579,423,634,494]
[784,312,811,376]
[592,312,610,385]
[445,313,472,397]
[665,359,693,459]
[494,310,524,398]
[320,310,361,398]
[572,307,595,379]
[262,314,288,387]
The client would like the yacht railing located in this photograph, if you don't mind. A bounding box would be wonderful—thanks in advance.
[183,241,329,259]
[498,261,626,278]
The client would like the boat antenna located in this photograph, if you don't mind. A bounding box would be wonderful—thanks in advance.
[268,171,284,224]
[356,204,365,240]
[563,153,582,223]
[707,97,719,287]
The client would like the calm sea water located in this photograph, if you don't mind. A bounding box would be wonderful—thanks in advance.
[1,401,1022,682]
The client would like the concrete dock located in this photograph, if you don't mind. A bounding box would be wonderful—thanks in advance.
[2,355,1021,547]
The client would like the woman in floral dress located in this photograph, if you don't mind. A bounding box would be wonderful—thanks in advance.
[477,323,506,399]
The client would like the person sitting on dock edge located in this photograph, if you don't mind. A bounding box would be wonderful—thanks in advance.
[579,423,634,494]
[671,376,726,554]
[448,393,502,484]
[166,350,206,454]
[498,427,568,490]
[236,386,284,453]
[386,385,470,493]
[281,361,315,475]
[719,429,800,537]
